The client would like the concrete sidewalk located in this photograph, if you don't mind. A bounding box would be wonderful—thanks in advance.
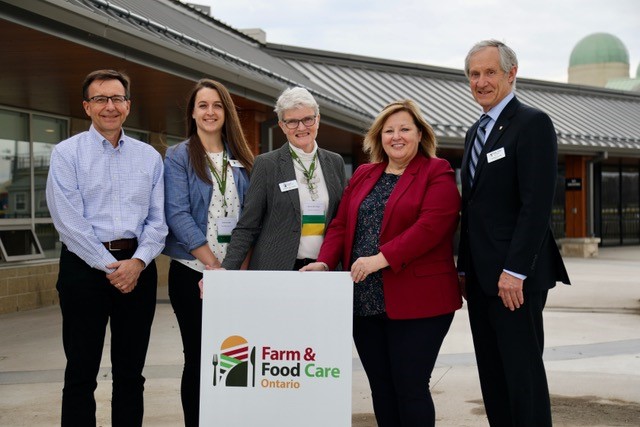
[1,246,639,426]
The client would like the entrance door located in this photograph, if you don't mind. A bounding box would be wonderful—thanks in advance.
[598,164,640,246]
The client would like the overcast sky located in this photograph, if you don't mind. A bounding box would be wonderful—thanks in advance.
[192,0,639,83]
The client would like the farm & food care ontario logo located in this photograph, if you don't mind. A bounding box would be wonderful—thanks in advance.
[213,335,342,389]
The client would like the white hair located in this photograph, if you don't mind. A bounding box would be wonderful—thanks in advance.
[274,87,319,120]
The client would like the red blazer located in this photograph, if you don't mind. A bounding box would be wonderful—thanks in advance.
[318,154,462,319]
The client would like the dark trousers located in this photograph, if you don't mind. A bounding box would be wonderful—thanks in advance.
[57,245,157,427]
[168,261,203,427]
[353,312,454,427]
[467,274,551,427]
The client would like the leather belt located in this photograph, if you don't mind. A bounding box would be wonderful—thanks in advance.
[103,238,137,251]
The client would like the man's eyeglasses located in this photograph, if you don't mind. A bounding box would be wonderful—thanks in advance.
[85,95,129,105]
[282,115,317,129]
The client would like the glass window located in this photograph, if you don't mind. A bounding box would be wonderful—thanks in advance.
[124,128,148,142]
[600,166,621,246]
[0,227,45,262]
[33,115,66,218]
[37,192,48,210]
[35,223,60,259]
[621,167,639,244]
[166,135,183,146]
[0,109,30,219]
[14,193,27,212]
[0,109,67,263]
[551,167,566,239]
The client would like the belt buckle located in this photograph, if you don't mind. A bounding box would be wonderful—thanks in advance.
[108,241,121,251]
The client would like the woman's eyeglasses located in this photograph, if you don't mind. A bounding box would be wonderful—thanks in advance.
[282,115,317,129]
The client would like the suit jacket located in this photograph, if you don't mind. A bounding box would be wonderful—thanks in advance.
[318,154,462,320]
[457,96,570,295]
[222,143,346,270]
[162,140,250,260]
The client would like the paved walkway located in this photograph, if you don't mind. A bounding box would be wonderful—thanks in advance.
[1,246,639,426]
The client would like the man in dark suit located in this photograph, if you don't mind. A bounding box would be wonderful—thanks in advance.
[457,40,571,427]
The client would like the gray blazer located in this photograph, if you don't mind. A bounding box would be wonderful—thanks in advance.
[222,143,346,270]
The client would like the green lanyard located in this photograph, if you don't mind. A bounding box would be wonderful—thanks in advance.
[205,150,229,216]
[289,148,319,200]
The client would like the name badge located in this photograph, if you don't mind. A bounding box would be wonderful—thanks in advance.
[487,147,506,163]
[228,159,243,168]
[279,180,299,192]
[302,201,326,236]
[216,217,238,243]
[303,201,325,216]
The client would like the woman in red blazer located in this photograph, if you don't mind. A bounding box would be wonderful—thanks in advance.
[303,100,461,426]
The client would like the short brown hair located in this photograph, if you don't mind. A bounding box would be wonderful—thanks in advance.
[363,100,437,163]
[82,69,130,100]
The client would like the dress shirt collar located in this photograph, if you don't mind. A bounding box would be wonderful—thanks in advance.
[483,92,515,123]
[480,92,514,137]
[88,124,126,152]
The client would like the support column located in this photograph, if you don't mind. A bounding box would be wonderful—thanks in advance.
[560,155,600,257]
[238,109,266,155]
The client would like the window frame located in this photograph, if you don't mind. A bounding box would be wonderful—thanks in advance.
[0,226,45,262]
[0,105,69,263]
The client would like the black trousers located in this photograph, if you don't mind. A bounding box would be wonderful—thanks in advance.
[467,272,551,427]
[168,261,203,427]
[353,312,454,427]
[57,245,157,427]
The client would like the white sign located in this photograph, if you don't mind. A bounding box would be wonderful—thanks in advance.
[200,270,353,426]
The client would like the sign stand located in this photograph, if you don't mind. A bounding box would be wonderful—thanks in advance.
[200,270,353,426]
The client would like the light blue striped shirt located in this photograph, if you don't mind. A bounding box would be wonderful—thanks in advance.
[46,125,167,273]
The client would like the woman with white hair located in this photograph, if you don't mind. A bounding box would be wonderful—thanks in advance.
[221,87,346,270]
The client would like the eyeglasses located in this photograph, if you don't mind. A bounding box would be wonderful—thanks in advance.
[282,115,317,129]
[85,95,129,105]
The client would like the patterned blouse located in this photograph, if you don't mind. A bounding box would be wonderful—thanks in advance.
[177,151,240,272]
[352,172,400,316]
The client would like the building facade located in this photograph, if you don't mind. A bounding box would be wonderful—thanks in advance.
[1,0,638,313]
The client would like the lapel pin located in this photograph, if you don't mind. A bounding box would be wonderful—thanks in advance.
[499,126,504,130]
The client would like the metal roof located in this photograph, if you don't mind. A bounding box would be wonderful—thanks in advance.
[5,0,640,156]
[267,46,640,155]
[606,78,640,92]
[7,0,371,128]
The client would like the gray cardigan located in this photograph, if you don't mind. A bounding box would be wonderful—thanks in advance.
[221,143,346,270]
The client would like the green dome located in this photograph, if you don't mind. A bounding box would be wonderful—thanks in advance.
[569,33,629,67]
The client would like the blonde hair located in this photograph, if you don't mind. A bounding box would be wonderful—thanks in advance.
[363,100,437,163]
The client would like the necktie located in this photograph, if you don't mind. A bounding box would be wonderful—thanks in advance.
[469,114,491,183]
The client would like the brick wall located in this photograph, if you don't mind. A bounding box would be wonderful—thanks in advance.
[0,262,59,313]
[0,255,170,315]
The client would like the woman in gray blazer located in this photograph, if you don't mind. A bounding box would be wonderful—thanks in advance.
[222,87,346,271]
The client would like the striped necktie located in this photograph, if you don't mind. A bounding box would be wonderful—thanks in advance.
[469,114,491,183]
